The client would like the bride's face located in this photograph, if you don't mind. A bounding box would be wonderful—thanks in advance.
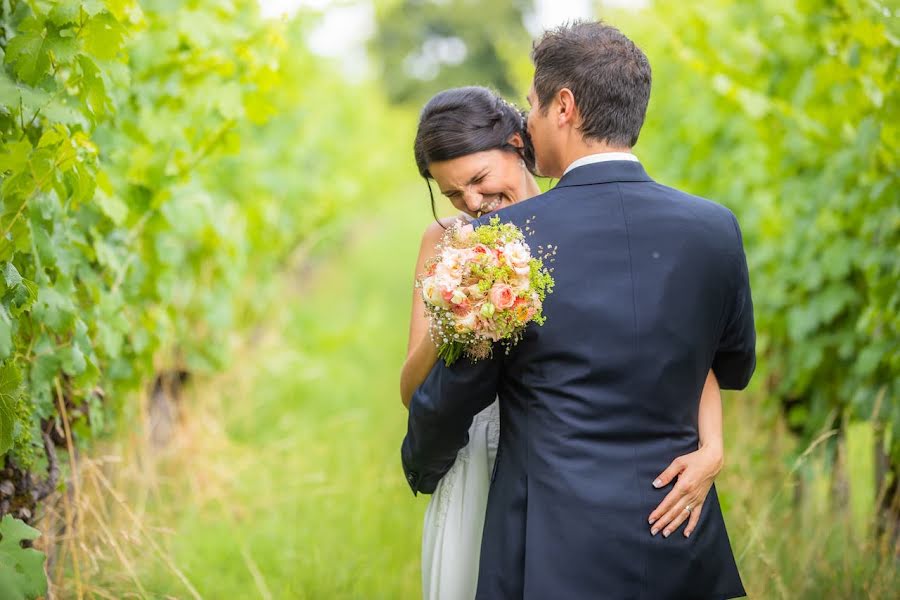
[428,146,530,218]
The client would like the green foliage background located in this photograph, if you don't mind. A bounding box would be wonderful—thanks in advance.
[0,0,404,463]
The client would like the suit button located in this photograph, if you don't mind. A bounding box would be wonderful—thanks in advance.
[407,472,417,483]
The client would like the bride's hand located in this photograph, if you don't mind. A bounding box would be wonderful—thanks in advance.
[647,444,723,538]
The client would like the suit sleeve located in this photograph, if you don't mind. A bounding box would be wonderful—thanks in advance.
[713,212,757,390]
[401,353,501,495]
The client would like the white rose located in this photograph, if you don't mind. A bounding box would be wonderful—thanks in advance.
[435,260,463,281]
[503,241,532,276]
[434,272,460,294]
[455,311,478,333]
[421,276,446,307]
[513,272,531,292]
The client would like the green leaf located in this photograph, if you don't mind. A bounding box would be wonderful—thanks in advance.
[3,16,77,83]
[29,350,59,415]
[0,69,55,118]
[93,189,128,225]
[48,4,81,27]
[4,18,52,86]
[82,12,128,61]
[77,55,114,118]
[0,308,12,361]
[61,344,86,377]
[2,265,38,318]
[0,139,32,175]
[2,263,23,288]
[33,285,74,333]
[0,515,48,599]
[0,362,21,456]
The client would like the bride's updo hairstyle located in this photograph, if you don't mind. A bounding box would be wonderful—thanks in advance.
[414,86,536,221]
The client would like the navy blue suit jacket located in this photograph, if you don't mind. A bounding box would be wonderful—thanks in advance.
[402,161,755,599]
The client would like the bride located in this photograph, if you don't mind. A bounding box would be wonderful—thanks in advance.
[400,86,727,599]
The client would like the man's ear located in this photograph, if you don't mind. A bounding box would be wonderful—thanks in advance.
[557,88,578,127]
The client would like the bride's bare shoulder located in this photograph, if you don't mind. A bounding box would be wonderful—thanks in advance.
[419,216,468,252]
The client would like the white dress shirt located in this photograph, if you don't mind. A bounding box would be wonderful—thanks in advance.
[563,152,640,176]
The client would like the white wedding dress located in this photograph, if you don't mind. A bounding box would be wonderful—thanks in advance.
[421,399,500,599]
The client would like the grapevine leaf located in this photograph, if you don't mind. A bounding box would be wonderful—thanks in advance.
[0,72,20,107]
[0,219,30,262]
[0,362,21,456]
[2,263,22,288]
[4,18,51,86]
[61,344,86,377]
[48,4,81,27]
[2,267,38,317]
[0,139,32,175]
[29,352,58,418]
[82,13,128,61]
[33,285,74,333]
[93,188,128,225]
[82,1,110,17]
[0,71,53,117]
[45,24,78,64]
[0,515,48,599]
[0,307,11,361]
[77,55,114,118]
[4,15,77,83]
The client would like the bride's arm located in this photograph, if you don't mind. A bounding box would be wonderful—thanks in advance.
[647,369,724,538]
[400,219,454,408]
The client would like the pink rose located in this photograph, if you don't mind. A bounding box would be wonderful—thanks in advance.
[489,283,516,310]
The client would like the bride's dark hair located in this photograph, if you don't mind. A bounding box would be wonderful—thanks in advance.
[414,86,536,222]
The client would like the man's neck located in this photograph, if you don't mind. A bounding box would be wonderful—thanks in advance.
[561,141,632,175]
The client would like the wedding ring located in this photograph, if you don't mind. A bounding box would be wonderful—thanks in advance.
[684,504,693,514]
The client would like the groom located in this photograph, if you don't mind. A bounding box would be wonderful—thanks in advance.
[402,21,755,599]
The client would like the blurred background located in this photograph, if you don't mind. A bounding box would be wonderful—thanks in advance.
[0,0,896,598]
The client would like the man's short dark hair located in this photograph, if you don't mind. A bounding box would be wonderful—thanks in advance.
[532,20,651,148]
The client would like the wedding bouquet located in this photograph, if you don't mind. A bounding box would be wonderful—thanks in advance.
[418,217,555,366]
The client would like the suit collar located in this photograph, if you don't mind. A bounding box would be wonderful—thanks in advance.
[553,160,653,188]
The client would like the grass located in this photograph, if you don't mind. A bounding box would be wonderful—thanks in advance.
[45,192,897,599]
